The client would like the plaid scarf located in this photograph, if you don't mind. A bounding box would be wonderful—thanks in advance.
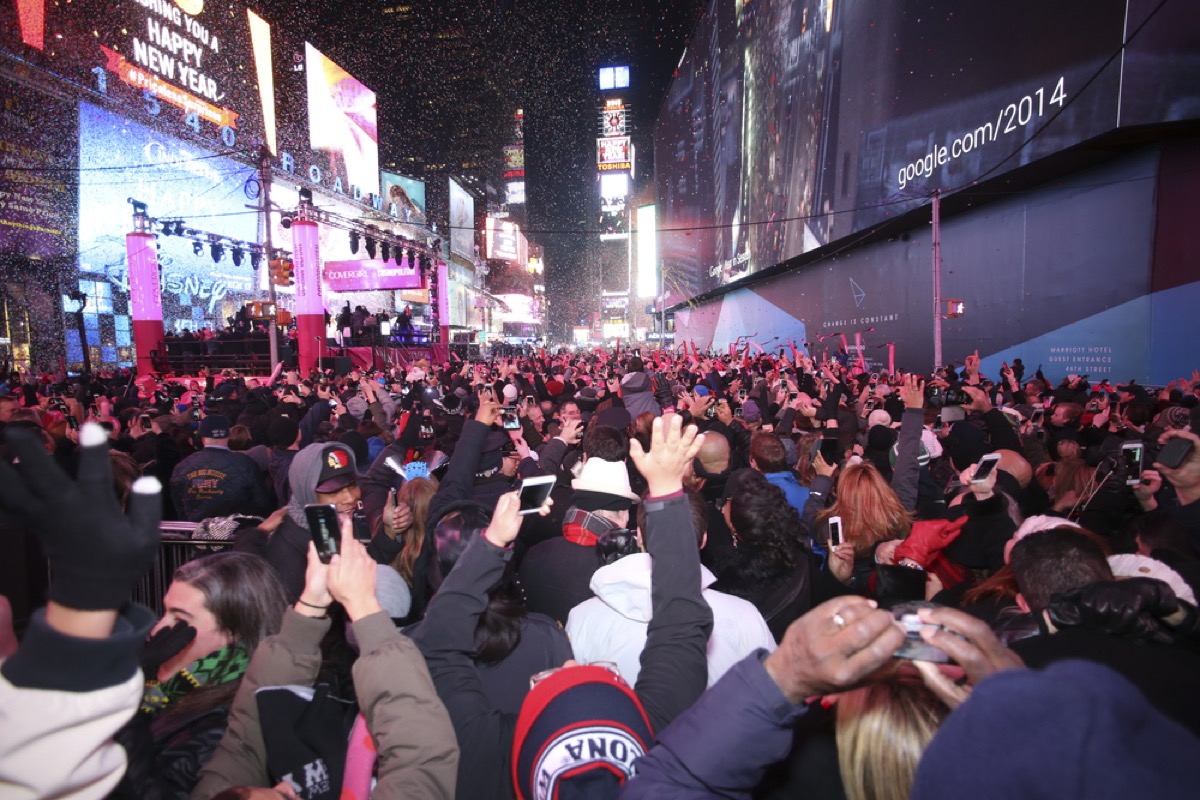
[562,506,620,546]
[141,642,250,716]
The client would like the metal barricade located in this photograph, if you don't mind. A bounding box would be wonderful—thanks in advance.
[130,522,233,617]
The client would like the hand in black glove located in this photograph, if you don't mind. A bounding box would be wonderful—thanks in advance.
[140,620,196,676]
[1046,577,1180,643]
[0,423,162,610]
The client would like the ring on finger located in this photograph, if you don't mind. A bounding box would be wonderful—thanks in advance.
[832,612,847,631]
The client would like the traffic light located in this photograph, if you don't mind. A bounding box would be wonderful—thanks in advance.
[946,299,965,319]
[269,258,294,287]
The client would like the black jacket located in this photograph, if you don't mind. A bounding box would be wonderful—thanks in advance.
[169,447,273,522]
[410,491,713,800]
[112,702,233,800]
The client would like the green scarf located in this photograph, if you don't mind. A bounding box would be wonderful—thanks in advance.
[141,642,250,716]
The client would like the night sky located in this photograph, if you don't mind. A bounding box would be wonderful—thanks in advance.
[254,0,705,334]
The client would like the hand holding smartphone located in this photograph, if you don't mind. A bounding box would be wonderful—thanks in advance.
[305,503,341,563]
[518,475,555,515]
[971,453,1001,484]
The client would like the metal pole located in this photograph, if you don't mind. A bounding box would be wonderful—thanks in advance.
[931,190,943,372]
[258,145,280,372]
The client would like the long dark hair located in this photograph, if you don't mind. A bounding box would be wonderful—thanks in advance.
[726,469,803,577]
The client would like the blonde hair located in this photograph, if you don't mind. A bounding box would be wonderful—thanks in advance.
[392,477,438,584]
[818,462,913,557]
[836,673,949,800]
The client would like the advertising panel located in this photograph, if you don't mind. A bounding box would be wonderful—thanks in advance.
[323,256,423,292]
[380,171,427,225]
[0,76,77,260]
[655,0,1199,303]
[636,204,657,299]
[503,145,525,178]
[486,217,521,262]
[600,105,626,137]
[0,0,265,148]
[77,102,258,330]
[305,43,379,198]
[597,136,632,171]
[449,178,475,258]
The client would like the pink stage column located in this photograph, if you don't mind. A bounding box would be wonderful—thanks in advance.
[292,218,324,374]
[126,228,165,376]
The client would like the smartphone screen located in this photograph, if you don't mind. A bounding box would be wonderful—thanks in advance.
[518,476,556,515]
[972,454,1001,483]
[501,406,521,430]
[828,515,843,548]
[1122,442,1144,486]
[304,503,340,563]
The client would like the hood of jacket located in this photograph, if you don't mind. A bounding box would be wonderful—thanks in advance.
[286,441,357,529]
[620,371,653,393]
[587,552,717,623]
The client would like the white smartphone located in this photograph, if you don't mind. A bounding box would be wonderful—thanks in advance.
[1121,441,1144,486]
[972,453,1002,484]
[828,515,843,548]
[518,474,556,515]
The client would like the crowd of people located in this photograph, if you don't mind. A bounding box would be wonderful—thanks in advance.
[2,343,1200,799]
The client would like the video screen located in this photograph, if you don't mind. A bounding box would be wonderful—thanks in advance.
[655,0,1198,304]
[0,0,265,147]
[305,42,379,198]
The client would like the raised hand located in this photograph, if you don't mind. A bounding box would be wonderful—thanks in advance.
[628,413,704,497]
[911,605,1024,708]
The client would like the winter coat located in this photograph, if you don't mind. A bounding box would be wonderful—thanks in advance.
[518,536,606,626]
[170,447,273,522]
[192,609,459,799]
[0,604,154,800]
[620,371,662,419]
[762,471,810,516]
[567,552,775,687]
[410,491,713,800]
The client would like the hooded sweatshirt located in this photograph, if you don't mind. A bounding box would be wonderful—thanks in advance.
[566,552,775,687]
[620,371,662,419]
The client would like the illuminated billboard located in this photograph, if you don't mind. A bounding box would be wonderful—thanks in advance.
[600,102,626,137]
[600,172,629,201]
[0,0,266,147]
[486,217,521,262]
[77,102,258,328]
[449,178,475,258]
[506,181,526,205]
[598,66,630,91]
[655,0,1200,302]
[381,171,427,225]
[597,136,632,171]
[305,43,379,197]
[504,144,525,178]
[636,205,657,298]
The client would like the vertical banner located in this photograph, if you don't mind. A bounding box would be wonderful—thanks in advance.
[436,262,450,344]
[126,231,164,376]
[292,219,324,373]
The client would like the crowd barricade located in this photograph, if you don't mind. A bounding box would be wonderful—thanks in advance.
[130,521,229,616]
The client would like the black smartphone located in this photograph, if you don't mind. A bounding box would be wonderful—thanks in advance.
[66,414,79,431]
[500,406,521,430]
[733,407,743,418]
[822,380,832,394]
[140,414,152,428]
[1157,436,1195,470]
[518,475,556,515]
[304,503,340,564]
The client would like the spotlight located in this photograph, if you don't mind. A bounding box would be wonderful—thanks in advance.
[174,221,185,236]
[250,252,261,271]
[210,242,224,263]
[231,246,244,267]
[298,187,313,204]
[280,212,294,229]
[349,231,360,254]
[365,237,377,259]
[381,242,390,262]
[192,241,203,256]
[159,220,173,235]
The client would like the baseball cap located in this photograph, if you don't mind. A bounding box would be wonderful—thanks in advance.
[315,444,357,493]
[198,414,230,440]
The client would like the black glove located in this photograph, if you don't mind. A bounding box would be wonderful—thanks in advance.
[1046,578,1179,643]
[140,620,196,676]
[0,424,161,610]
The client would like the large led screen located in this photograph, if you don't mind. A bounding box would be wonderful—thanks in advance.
[655,0,1200,304]
[77,101,258,329]
[381,171,427,225]
[449,178,475,259]
[0,0,265,147]
[305,43,379,198]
